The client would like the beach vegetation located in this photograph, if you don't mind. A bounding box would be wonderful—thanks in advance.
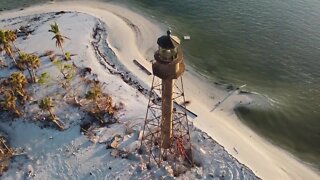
[48,22,69,58]
[85,81,115,124]
[0,89,21,116]
[38,72,50,85]
[8,72,28,104]
[5,30,18,50]
[85,81,102,100]
[18,52,41,83]
[53,59,76,80]
[65,51,72,61]
[39,97,65,130]
[0,135,15,175]
[0,29,18,65]
[53,59,76,88]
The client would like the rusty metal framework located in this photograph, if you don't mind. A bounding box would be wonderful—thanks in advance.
[140,76,193,167]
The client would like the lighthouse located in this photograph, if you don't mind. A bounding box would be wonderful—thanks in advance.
[140,30,192,166]
[153,30,185,149]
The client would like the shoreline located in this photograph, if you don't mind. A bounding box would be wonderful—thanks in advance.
[0,1,319,179]
[0,10,258,179]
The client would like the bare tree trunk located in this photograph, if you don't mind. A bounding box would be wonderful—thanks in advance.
[93,100,104,124]
[31,69,37,83]
[12,42,21,56]
[8,100,21,116]
[27,68,33,83]
[9,52,17,65]
[61,71,68,79]
[60,46,65,60]
[48,108,64,130]
[60,46,65,55]
[0,138,14,154]
[53,119,65,130]
[6,43,18,66]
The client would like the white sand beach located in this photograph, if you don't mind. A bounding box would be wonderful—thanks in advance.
[0,1,319,179]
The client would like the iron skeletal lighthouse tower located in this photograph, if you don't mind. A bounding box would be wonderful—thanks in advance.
[140,31,193,167]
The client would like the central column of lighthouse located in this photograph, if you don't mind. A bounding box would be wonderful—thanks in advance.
[161,79,174,149]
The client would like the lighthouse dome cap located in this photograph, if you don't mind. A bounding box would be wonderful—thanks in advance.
[157,30,181,49]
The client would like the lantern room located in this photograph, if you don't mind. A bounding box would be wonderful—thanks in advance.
[153,30,185,80]
[156,30,180,62]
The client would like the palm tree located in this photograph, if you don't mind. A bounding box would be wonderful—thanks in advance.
[48,22,69,57]
[6,30,21,58]
[39,97,65,130]
[5,30,17,42]
[18,52,41,83]
[1,90,21,116]
[8,72,28,103]
[5,30,17,49]
[0,30,17,65]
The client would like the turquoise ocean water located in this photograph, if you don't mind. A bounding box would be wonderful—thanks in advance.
[1,0,319,169]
